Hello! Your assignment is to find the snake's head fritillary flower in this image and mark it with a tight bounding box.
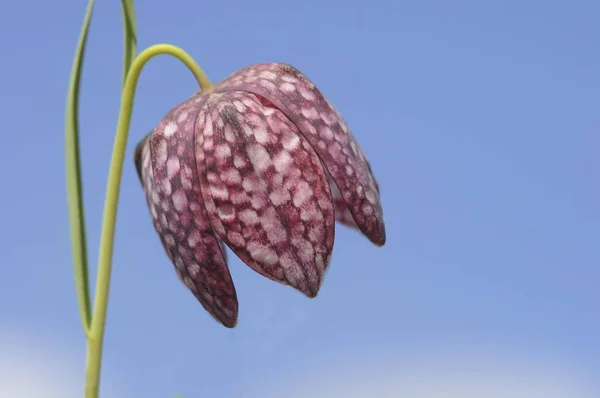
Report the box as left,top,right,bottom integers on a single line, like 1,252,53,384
134,63,386,328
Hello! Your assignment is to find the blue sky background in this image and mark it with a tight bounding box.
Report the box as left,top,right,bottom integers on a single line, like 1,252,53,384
0,0,598,396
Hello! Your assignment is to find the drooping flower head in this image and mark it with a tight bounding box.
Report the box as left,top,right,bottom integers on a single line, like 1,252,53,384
134,63,386,327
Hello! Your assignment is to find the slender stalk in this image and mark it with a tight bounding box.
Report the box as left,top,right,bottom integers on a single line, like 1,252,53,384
65,0,96,337
120,0,138,85
84,44,212,398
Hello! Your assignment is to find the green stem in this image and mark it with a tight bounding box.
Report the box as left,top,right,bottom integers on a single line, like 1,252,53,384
65,0,96,337
120,0,138,85
84,43,212,398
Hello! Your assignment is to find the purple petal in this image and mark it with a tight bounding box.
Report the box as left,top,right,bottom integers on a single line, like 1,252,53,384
195,91,335,297
134,95,239,328
326,171,358,230
215,63,386,246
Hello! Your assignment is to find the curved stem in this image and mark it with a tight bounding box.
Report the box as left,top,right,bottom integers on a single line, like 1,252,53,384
84,44,211,398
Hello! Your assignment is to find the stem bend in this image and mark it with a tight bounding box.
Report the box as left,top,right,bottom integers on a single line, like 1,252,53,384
85,43,211,398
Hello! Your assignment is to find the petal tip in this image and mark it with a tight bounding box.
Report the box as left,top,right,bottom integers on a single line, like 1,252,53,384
372,229,386,247
364,215,386,247
304,276,324,299
287,275,323,299
222,317,238,328
197,295,239,329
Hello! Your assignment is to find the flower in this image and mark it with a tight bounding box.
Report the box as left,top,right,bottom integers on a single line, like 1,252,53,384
134,63,386,328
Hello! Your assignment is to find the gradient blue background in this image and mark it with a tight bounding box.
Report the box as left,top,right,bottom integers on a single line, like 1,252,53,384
1,0,598,396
